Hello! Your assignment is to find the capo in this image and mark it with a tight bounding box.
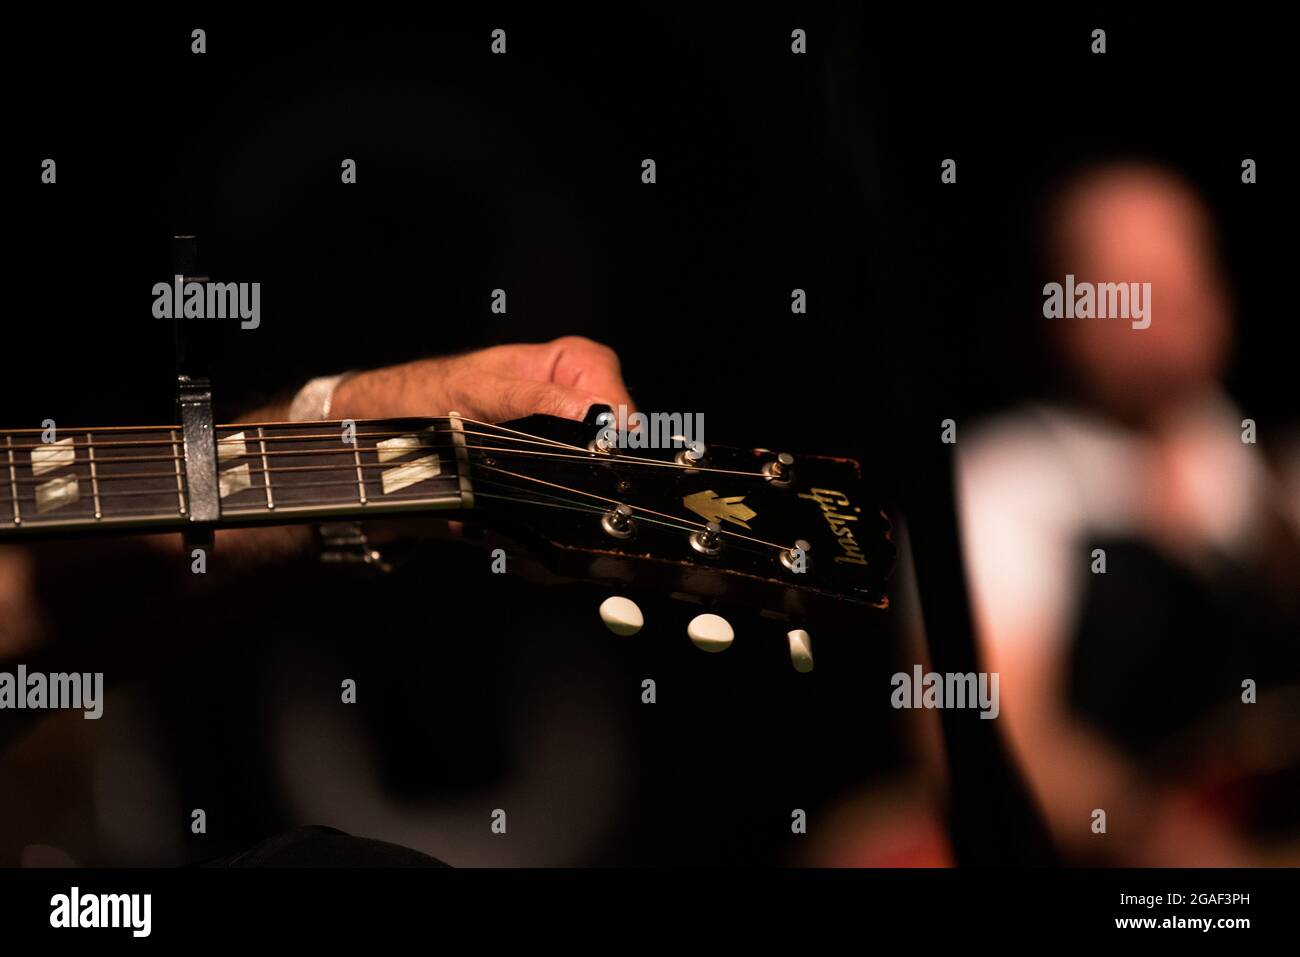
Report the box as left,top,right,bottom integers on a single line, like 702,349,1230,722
176,374,220,551
171,235,219,553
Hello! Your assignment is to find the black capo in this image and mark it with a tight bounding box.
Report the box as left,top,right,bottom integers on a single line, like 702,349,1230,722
172,235,218,553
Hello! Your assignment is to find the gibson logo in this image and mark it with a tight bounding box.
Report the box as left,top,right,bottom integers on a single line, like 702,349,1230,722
798,488,868,566
682,489,757,529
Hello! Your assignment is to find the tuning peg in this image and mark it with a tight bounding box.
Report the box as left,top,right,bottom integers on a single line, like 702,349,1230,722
601,503,636,539
689,521,723,556
780,539,811,573
787,629,814,673
599,595,644,636
763,452,795,487
687,613,734,653
675,440,706,468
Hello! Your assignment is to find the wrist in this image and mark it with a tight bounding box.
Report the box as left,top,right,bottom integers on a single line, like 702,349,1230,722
290,370,362,421
329,358,456,421
325,369,371,420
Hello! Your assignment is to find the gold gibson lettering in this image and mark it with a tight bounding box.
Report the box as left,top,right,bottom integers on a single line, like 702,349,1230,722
798,488,868,566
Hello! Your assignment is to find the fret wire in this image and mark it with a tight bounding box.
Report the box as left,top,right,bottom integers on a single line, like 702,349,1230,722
86,432,103,519
258,426,274,510
170,430,187,516
5,435,20,525
352,442,367,505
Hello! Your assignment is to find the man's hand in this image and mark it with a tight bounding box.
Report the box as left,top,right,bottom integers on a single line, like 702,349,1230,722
0,339,637,670
330,336,634,423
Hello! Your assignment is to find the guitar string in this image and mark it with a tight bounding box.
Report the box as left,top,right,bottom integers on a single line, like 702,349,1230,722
0,468,769,557
473,463,789,552
451,475,784,561
0,461,793,552
0,467,790,563
11,415,730,477
0,447,794,553
469,489,779,560
1,415,612,460
0,417,475,435
0,416,582,451
0,482,447,502
0,446,769,487
468,473,743,543
0,422,775,486
0,423,556,453
1,418,792,551
0,426,769,480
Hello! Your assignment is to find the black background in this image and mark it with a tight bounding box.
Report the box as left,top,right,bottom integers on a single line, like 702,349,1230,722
12,10,1289,432
3,8,1292,866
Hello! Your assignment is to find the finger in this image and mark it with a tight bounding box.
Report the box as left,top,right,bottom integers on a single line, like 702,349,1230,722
472,374,609,423
476,337,635,414
545,337,636,414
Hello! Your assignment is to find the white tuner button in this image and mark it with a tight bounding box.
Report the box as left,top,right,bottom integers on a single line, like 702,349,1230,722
787,629,814,673
599,596,644,636
687,613,734,653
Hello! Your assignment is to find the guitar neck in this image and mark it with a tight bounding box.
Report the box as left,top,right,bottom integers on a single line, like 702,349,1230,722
0,416,475,541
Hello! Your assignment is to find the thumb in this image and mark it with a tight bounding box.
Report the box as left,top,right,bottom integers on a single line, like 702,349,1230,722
479,376,610,423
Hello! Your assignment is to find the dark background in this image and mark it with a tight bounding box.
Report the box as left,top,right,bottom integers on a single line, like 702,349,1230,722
8,10,1291,440
3,8,1291,865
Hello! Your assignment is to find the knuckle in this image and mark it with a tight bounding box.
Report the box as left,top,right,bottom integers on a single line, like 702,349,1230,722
553,334,614,358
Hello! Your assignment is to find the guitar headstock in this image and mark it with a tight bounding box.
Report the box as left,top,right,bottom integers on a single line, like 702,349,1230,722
456,408,895,664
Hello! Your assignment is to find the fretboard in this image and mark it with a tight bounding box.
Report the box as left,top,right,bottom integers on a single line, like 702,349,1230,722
0,417,473,539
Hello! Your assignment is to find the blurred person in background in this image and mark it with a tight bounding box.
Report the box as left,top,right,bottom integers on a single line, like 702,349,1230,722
955,161,1300,865
808,160,1300,868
